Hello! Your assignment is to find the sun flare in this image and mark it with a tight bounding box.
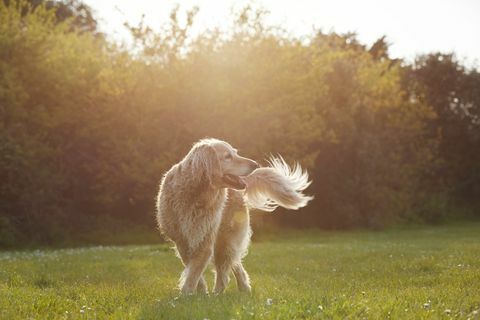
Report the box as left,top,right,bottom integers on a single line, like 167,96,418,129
84,0,480,62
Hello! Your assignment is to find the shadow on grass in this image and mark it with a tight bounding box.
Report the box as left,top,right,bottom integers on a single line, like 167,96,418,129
139,292,255,320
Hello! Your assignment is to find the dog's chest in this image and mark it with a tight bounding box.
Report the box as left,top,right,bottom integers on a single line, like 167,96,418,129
193,189,223,210
179,189,227,249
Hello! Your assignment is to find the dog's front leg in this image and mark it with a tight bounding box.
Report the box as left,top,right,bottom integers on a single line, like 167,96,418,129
181,245,213,295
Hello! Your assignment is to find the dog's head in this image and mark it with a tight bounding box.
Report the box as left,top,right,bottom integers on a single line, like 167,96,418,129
185,138,259,190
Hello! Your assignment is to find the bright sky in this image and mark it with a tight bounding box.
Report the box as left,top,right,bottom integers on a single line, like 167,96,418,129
84,0,480,64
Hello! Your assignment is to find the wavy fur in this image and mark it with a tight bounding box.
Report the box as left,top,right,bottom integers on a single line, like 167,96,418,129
156,140,313,295
244,155,314,211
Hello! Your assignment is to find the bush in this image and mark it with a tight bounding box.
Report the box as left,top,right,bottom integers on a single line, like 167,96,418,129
1,2,476,245
0,216,16,247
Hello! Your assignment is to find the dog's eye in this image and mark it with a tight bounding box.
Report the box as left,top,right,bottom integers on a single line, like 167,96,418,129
225,154,233,160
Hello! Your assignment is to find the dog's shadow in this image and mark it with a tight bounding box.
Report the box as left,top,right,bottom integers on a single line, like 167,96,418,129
138,291,254,320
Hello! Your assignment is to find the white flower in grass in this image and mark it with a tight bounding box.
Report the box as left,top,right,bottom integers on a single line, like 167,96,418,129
423,302,430,309
444,309,451,314
266,298,273,306
318,305,324,311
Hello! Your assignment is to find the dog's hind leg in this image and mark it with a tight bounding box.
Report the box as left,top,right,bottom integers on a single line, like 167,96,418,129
232,262,251,292
213,260,231,294
213,239,234,293
197,275,208,294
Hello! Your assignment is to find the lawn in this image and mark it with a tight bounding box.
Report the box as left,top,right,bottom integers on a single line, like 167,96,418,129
1,223,479,319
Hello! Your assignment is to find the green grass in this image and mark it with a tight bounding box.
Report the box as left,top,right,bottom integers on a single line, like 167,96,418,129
1,223,480,319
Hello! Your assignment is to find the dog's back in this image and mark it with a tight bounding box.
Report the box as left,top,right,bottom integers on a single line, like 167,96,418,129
156,165,178,241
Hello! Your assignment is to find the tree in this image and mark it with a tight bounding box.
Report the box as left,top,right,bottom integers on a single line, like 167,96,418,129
406,53,480,211
3,0,98,33
0,2,465,246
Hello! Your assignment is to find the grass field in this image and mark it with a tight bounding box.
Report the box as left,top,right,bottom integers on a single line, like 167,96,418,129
1,223,479,319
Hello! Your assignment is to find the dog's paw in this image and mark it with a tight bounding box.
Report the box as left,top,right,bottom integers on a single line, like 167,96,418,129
238,283,251,293
181,284,196,295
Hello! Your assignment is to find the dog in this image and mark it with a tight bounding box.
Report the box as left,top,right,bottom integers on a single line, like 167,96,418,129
156,138,313,294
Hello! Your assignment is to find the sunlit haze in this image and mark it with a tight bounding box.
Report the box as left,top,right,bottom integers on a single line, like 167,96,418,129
83,0,480,64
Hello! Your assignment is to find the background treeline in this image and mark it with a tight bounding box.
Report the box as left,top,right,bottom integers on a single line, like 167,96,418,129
1,1,479,247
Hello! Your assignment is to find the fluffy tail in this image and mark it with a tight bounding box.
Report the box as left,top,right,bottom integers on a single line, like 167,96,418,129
243,156,314,212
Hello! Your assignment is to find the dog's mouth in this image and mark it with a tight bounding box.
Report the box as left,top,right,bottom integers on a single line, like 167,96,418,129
222,174,247,190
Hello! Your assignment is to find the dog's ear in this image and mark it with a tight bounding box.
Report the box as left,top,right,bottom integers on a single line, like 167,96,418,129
187,143,221,187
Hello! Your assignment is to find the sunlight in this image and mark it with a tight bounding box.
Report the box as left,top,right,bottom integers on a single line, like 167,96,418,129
84,0,480,62
1,0,480,316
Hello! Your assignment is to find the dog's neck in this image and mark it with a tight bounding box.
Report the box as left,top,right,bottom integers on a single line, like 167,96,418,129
176,162,227,210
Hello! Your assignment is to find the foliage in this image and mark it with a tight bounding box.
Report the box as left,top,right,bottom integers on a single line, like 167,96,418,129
404,53,480,210
0,223,479,318
0,1,478,245
3,0,98,33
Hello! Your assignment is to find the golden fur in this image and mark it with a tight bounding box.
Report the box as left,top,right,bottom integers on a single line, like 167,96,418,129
156,138,312,294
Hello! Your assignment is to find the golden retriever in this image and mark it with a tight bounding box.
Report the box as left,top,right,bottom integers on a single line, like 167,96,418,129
156,138,312,294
